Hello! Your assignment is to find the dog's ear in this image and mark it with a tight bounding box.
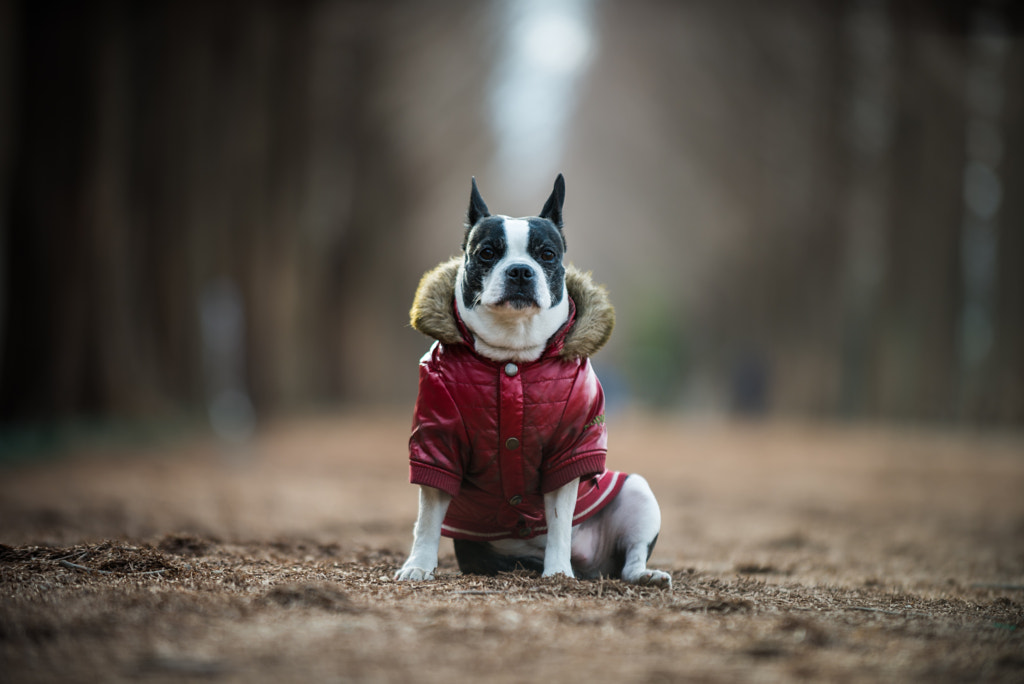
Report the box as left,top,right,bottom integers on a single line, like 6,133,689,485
467,177,490,228
463,177,490,251
540,174,565,229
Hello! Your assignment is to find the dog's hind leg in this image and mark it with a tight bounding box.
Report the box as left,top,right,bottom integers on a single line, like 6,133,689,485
610,475,672,588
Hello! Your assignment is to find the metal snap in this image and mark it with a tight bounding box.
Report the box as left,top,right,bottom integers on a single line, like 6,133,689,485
504,363,518,377
505,437,520,450
509,495,523,506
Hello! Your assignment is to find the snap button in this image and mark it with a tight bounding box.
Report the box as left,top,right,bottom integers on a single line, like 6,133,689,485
505,437,520,450
517,527,531,538
504,363,518,377
509,495,523,506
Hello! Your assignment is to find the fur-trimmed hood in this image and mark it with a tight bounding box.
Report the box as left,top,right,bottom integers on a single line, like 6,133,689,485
410,257,615,359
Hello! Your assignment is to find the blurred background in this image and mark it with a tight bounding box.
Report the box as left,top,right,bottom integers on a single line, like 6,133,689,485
1,0,1022,453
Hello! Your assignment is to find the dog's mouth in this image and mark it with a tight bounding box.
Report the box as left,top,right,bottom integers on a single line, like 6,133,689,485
493,292,539,310
487,288,544,309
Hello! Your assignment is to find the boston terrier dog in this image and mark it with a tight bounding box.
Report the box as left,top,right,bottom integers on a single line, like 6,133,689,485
396,175,671,587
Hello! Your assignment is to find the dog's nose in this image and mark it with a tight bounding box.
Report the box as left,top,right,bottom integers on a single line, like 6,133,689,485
506,264,534,283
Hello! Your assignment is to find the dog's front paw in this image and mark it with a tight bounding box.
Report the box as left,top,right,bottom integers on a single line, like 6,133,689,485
542,564,575,580
626,568,672,589
394,565,435,581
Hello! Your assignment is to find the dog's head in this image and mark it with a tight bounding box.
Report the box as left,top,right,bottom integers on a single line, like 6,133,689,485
455,175,571,362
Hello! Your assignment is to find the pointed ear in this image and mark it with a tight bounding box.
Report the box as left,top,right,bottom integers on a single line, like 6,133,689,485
539,173,565,228
467,177,490,227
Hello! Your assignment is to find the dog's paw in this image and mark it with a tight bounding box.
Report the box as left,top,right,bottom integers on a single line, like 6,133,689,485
542,563,575,580
394,566,435,581
626,569,672,589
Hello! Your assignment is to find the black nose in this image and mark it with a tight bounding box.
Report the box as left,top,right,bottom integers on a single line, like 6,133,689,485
506,264,535,283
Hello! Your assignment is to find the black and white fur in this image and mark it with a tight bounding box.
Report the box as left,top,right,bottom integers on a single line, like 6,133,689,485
455,176,570,363
396,175,671,587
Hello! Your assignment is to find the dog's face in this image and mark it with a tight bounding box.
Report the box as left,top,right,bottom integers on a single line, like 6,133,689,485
460,184,566,312
455,175,571,361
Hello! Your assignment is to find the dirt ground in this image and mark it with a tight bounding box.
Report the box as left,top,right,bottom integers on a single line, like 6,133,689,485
1,412,1022,683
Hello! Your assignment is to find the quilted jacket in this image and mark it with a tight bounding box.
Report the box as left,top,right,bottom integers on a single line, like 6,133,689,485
406,257,625,541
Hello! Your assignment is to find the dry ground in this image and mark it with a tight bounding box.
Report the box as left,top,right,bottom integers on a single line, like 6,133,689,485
1,412,1022,683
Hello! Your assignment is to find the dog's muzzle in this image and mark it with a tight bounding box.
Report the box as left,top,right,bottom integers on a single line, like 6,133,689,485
501,264,539,309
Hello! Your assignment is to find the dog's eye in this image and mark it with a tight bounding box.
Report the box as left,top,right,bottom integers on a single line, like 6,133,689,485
479,247,496,261
540,250,557,263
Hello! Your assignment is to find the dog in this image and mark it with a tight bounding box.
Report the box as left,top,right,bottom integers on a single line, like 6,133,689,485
395,174,671,587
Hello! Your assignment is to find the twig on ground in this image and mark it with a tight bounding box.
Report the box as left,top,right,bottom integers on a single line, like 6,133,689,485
60,560,114,574
51,551,88,563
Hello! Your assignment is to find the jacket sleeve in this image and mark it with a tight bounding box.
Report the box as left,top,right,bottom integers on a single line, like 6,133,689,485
540,359,608,493
408,352,466,497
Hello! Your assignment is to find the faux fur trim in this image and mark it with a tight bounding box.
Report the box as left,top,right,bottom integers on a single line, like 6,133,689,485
410,257,615,359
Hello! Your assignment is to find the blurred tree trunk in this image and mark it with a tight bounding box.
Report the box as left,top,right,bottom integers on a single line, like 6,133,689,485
0,1,416,424
0,0,14,374
837,0,894,421
872,10,965,422
764,5,846,417
992,37,1024,423
3,2,100,419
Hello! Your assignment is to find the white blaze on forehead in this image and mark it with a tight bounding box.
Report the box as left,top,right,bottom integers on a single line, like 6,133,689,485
501,217,531,258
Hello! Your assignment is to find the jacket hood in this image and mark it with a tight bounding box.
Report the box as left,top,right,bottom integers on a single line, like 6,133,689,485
410,256,615,359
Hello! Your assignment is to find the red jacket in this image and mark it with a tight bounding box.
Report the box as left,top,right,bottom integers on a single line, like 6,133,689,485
407,258,623,541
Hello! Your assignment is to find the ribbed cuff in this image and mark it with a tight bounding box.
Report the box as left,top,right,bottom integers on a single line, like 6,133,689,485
540,451,606,493
409,462,462,497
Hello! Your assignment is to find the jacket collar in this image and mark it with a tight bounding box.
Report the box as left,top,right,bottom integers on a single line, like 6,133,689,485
410,256,615,360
